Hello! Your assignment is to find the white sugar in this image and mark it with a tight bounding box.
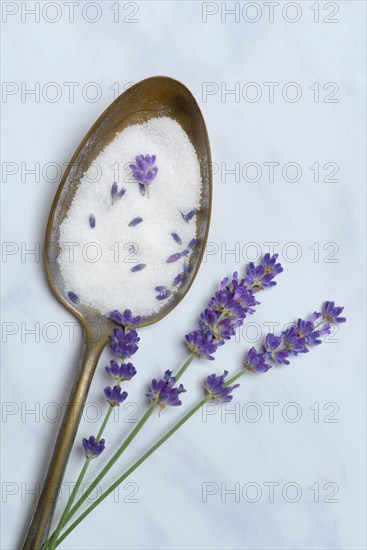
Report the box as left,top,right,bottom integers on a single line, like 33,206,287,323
58,117,202,316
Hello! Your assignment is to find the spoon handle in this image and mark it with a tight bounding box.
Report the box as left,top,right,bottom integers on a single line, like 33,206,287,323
22,328,109,550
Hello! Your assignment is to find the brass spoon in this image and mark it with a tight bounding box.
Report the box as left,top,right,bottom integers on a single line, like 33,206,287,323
22,76,212,549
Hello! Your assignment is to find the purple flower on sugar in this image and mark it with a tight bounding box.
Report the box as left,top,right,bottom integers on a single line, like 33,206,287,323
185,329,219,360
187,238,196,250
110,326,140,357
89,214,96,228
129,217,143,227
244,347,272,373
131,263,146,272
82,436,105,460
111,182,126,203
110,309,141,327
104,385,128,407
166,252,182,263
263,333,290,365
105,360,137,381
205,371,239,403
155,286,172,301
171,232,182,245
173,262,189,286
181,209,197,223
130,155,158,195
322,301,346,324
146,370,186,411
245,253,283,291
67,291,79,304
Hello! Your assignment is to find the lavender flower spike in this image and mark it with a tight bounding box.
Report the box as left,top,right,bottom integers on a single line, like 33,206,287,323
205,371,239,403
110,326,140,357
244,301,346,374
104,385,128,407
146,370,186,412
185,254,283,361
130,154,158,195
82,436,105,460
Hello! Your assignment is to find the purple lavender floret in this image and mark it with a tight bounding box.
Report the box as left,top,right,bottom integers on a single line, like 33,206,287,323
146,370,186,411
322,301,346,324
205,371,239,403
181,209,197,223
111,183,126,203
185,255,283,361
110,326,140,357
110,309,141,327
131,263,146,272
130,155,158,195
171,232,182,245
166,252,182,263
244,253,283,291
245,302,346,374
67,291,79,304
82,436,105,460
187,238,196,250
105,360,137,381
155,286,172,301
129,217,143,227
89,214,96,228
185,330,219,360
104,385,128,407
244,347,272,373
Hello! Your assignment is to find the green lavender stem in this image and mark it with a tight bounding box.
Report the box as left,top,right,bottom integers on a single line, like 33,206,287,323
46,406,114,550
50,369,247,548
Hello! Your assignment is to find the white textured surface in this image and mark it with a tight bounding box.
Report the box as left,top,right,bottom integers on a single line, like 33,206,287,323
1,2,366,550
59,117,201,315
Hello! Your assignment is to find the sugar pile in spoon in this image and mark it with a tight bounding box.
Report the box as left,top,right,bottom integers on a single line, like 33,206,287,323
58,117,202,317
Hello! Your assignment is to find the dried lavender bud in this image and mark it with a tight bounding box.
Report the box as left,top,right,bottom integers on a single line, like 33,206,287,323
111,183,126,204
89,214,96,228
171,232,182,245
131,263,146,272
181,209,197,223
187,238,196,250
67,291,79,304
166,252,182,263
128,217,143,227
155,286,172,301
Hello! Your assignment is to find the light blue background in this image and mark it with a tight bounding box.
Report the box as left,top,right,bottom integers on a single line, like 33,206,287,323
1,1,366,549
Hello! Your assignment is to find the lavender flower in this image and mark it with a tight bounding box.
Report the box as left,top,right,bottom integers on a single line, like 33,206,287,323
67,291,79,304
129,155,158,195
155,286,172,301
171,232,182,245
110,326,140,357
110,309,141,327
181,209,197,223
104,385,128,407
173,262,189,286
131,263,146,272
111,183,126,204
244,348,272,373
129,217,143,227
166,252,183,263
322,301,346,324
244,302,345,374
82,436,105,460
105,360,137,381
89,214,96,228
205,371,239,403
146,370,186,411
244,253,283,291
185,254,283,360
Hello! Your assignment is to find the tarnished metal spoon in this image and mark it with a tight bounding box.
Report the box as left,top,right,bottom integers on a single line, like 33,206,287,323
22,76,212,549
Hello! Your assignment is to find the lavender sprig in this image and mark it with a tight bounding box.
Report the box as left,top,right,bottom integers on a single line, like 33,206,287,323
185,254,283,360
82,436,105,460
146,370,186,413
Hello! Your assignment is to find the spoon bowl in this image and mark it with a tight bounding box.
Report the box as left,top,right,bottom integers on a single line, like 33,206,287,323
22,76,211,549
